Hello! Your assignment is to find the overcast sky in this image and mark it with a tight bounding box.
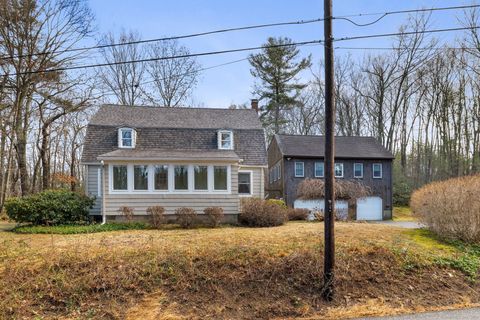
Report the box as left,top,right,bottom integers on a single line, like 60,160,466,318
86,0,473,108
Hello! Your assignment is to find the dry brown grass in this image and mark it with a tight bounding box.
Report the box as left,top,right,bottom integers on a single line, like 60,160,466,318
0,222,478,319
411,174,480,243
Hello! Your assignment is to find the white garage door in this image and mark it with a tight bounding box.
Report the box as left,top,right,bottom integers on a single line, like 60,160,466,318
294,199,348,220
356,197,383,220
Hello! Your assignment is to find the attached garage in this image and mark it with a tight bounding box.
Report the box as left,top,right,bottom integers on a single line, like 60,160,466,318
294,199,348,220
356,197,383,221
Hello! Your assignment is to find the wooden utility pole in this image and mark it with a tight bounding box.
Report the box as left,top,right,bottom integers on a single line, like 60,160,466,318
323,0,335,301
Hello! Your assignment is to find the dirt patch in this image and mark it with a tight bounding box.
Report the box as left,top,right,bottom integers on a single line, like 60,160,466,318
0,223,478,319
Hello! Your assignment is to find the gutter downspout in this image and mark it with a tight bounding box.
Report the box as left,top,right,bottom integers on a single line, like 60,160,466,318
101,160,106,225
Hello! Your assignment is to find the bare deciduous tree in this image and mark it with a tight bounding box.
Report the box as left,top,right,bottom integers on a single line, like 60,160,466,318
146,39,200,107
98,30,147,106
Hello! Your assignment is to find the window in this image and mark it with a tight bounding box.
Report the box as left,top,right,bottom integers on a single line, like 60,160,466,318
118,128,135,148
295,162,304,177
238,172,252,195
218,130,233,150
334,163,344,178
373,163,383,178
174,165,188,190
112,165,128,190
133,165,148,190
154,165,168,190
354,163,363,178
194,166,208,190
315,162,324,177
214,166,228,190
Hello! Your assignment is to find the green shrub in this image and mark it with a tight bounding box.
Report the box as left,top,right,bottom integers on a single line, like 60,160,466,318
239,198,287,227
5,190,95,225
204,206,224,227
13,222,147,234
147,206,166,229
175,207,197,229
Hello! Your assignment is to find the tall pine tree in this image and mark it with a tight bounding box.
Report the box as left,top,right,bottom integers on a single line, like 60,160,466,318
249,37,311,136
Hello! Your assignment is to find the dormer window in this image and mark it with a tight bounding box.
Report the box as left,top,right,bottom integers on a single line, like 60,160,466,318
218,130,233,150
118,128,135,148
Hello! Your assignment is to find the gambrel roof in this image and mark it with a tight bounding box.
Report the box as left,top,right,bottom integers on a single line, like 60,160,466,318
81,105,267,166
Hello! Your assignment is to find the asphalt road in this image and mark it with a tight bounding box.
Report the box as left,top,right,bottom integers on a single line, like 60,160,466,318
358,308,480,319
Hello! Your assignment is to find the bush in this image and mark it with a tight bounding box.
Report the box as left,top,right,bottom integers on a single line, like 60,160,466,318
266,199,287,209
297,178,371,200
118,206,134,222
147,206,165,229
204,207,224,227
175,207,197,229
5,190,94,225
410,175,480,243
239,198,287,227
287,208,309,221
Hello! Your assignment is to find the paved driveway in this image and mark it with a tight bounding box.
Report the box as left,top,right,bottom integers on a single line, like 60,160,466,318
369,221,424,229
357,307,480,319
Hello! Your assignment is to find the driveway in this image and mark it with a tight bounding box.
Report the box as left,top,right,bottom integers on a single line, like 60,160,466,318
370,220,424,229
357,307,480,319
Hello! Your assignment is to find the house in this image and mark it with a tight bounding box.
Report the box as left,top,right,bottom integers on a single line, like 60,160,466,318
267,134,394,220
81,103,267,223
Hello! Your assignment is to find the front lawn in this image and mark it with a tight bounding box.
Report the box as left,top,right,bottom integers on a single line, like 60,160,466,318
0,222,478,319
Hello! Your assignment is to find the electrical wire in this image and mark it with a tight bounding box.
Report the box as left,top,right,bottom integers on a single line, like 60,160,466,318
3,40,323,77
334,26,480,42
3,4,479,60
0,18,323,61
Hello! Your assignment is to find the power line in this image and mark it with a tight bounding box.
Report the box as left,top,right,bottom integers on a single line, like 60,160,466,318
100,42,324,96
4,40,323,77
3,4,479,61
0,18,323,61
336,4,480,19
334,46,470,50
334,26,480,42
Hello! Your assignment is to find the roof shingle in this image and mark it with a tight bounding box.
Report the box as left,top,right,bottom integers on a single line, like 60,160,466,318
90,104,263,129
274,134,394,159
